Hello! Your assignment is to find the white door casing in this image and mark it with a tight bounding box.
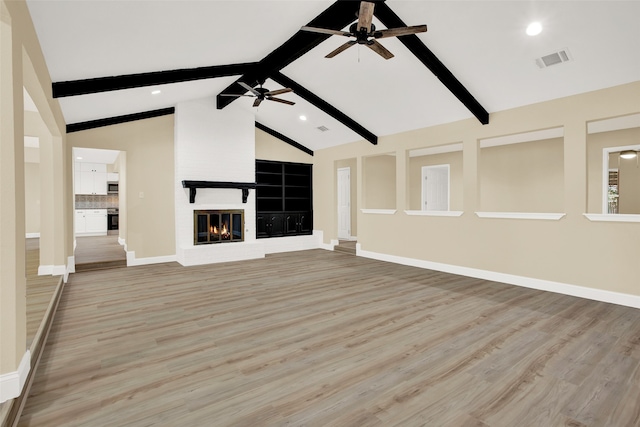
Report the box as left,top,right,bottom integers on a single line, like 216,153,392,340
422,164,450,211
337,167,351,239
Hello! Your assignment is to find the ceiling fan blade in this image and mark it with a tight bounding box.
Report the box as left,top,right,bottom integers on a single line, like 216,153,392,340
357,1,375,33
367,40,394,60
239,81,261,97
268,97,295,106
265,88,293,96
325,40,357,58
374,25,428,39
300,26,352,37
220,94,255,97
253,98,262,107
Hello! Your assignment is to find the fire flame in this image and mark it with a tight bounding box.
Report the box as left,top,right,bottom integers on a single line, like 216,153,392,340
210,223,230,238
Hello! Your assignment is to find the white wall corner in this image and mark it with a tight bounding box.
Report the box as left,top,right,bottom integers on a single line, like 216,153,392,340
126,251,177,267
52,265,66,276
0,350,31,404
37,265,53,276
66,256,75,282
118,237,126,249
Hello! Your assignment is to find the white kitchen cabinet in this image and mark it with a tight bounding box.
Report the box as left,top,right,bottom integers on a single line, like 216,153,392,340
107,172,119,182
75,209,107,235
75,162,107,195
75,209,86,233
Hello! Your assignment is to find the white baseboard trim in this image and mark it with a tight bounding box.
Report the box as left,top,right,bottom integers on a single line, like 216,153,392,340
262,231,323,255
38,264,66,277
320,239,339,251
66,256,75,281
127,251,177,267
37,265,53,276
357,249,640,309
25,232,40,238
0,350,30,404
118,237,126,250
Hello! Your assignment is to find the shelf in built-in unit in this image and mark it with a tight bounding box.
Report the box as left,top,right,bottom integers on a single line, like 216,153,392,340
404,210,464,217
583,213,640,223
475,212,566,220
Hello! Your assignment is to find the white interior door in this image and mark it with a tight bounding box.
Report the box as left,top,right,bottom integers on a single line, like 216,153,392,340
337,167,351,239
422,164,450,211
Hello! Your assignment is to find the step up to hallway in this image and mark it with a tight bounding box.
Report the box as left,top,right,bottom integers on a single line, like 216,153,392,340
75,259,127,272
334,240,357,255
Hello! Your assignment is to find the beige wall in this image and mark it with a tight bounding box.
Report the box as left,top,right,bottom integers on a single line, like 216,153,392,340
67,115,175,259
1,0,68,388
24,161,40,233
587,127,640,213
409,151,463,211
363,154,396,209
255,128,314,164
480,138,564,212
312,81,640,297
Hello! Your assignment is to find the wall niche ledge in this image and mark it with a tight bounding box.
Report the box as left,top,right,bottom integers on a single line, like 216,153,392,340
475,212,566,220
583,214,640,223
360,209,397,215
404,210,464,217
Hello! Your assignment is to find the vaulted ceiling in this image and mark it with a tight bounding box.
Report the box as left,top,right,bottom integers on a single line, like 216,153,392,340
26,0,640,152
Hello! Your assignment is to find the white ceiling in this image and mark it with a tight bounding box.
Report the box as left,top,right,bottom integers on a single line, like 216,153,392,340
26,1,640,152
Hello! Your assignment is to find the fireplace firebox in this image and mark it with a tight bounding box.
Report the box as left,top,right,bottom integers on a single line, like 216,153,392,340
194,210,244,245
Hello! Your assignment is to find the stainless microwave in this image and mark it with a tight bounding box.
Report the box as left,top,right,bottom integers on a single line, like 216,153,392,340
107,182,119,193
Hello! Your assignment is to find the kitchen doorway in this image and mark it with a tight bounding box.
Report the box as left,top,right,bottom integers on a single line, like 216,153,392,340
73,147,126,271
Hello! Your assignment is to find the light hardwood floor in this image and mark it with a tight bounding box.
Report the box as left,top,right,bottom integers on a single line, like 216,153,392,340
19,249,640,426
74,233,126,271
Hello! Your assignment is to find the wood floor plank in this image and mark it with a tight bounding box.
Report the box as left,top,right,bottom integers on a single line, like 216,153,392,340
18,249,640,426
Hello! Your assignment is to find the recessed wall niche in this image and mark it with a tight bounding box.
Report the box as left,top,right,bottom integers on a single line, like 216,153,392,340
408,143,463,211
479,128,564,213
586,114,640,215
363,153,396,210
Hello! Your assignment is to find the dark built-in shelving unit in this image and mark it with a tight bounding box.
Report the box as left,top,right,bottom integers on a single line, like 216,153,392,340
256,160,312,238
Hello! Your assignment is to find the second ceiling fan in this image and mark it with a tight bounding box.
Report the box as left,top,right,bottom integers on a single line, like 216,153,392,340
221,82,295,107
301,1,427,60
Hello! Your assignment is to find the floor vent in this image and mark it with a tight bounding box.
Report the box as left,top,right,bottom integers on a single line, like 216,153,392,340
536,48,572,68
316,125,329,132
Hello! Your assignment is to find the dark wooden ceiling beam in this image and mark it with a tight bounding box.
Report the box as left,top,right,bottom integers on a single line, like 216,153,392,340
66,107,174,133
53,63,258,98
373,2,489,125
255,122,313,156
272,72,377,145
216,1,360,110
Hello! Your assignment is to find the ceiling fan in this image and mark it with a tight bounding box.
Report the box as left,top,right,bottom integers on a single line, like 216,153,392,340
301,1,427,60
221,82,295,107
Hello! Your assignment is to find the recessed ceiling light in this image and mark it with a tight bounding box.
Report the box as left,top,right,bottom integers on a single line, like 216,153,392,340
526,22,542,36
299,115,307,121
151,90,161,95
76,156,83,160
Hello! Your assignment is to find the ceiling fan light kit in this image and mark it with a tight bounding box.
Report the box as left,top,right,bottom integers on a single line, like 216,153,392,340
301,1,427,60
620,150,638,159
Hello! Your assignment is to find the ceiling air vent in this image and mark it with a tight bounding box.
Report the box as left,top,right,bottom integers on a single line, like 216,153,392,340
536,48,572,69
316,125,329,132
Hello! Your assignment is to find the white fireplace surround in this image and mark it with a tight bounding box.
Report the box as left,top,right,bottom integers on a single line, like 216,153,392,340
174,97,320,266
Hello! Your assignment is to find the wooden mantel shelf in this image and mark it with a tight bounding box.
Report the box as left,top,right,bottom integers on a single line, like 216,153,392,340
182,180,257,204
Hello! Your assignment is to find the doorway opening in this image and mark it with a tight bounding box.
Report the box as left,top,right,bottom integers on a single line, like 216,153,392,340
337,167,351,239
73,147,126,271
